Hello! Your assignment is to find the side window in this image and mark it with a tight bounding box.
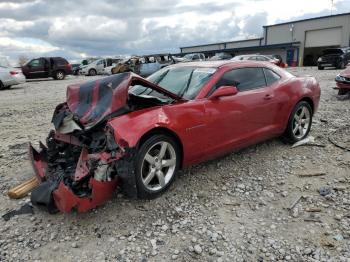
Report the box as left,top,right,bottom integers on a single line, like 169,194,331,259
193,54,199,60
256,56,268,61
55,59,67,66
29,59,42,67
263,68,281,86
248,56,256,60
215,68,266,92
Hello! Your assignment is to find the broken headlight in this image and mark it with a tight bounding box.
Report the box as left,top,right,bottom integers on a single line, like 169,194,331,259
335,75,345,82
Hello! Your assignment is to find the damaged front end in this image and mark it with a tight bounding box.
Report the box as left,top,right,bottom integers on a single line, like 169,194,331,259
28,72,181,213
29,126,122,213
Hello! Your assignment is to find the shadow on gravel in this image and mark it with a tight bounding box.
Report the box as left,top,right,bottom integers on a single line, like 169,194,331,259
26,78,56,82
0,86,25,91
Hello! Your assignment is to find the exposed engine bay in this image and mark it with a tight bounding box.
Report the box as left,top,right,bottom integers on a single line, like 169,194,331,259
29,72,180,213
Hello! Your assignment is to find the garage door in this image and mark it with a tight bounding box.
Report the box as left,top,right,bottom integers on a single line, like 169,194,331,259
305,27,342,48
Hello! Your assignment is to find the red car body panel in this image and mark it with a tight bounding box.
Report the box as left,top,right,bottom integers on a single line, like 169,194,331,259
53,178,119,213
109,61,320,167
28,61,320,213
335,67,350,90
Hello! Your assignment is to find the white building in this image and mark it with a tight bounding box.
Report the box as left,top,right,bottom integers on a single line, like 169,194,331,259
179,12,350,66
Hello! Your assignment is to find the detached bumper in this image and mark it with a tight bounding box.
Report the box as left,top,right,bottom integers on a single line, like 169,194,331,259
53,178,118,213
28,143,120,213
335,81,350,90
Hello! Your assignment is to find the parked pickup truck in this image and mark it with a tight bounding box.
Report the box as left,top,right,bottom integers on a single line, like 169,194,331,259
21,57,72,80
317,48,350,70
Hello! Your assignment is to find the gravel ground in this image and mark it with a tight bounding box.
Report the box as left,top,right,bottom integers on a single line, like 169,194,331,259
0,67,349,262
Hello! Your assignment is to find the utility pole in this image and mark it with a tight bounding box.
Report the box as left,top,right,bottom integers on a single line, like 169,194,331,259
331,0,334,15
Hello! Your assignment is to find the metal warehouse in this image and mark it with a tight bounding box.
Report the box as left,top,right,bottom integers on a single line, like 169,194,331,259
179,12,350,66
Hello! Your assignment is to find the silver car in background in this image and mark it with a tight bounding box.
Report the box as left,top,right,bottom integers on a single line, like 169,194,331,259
0,57,26,90
80,58,122,76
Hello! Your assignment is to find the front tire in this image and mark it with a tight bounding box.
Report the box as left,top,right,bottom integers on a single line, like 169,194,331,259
285,101,312,143
135,135,180,199
318,65,324,70
89,69,97,76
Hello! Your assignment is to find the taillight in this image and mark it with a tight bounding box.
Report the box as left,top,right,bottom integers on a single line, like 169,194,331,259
10,71,19,75
66,64,72,70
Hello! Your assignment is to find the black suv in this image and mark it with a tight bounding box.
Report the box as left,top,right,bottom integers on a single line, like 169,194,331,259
317,48,350,70
21,57,72,80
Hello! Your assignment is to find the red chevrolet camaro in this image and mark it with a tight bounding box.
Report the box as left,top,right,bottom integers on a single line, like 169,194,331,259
29,61,320,213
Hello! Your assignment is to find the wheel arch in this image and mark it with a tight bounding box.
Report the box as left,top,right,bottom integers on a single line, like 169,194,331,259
298,96,314,115
137,127,184,168
283,96,314,133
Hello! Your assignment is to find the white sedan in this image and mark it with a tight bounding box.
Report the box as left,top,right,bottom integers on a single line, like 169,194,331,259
0,57,26,90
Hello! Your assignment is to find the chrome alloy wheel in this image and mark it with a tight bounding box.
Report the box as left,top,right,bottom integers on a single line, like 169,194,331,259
141,141,177,191
292,106,311,139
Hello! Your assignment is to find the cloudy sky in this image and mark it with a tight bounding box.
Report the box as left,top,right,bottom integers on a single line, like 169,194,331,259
1,0,349,64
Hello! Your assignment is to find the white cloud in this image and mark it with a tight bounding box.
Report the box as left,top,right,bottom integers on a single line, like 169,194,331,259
0,0,348,62
0,37,59,53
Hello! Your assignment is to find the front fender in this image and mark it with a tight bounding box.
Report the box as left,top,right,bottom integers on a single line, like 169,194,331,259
107,107,174,148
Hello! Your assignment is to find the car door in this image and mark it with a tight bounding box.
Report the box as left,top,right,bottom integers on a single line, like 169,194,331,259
26,58,46,78
203,67,280,156
95,59,105,74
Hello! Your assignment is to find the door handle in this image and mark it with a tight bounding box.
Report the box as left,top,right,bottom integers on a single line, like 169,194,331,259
264,94,273,100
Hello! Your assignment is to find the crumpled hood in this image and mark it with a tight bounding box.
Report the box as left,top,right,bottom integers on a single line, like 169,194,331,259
340,67,350,78
66,72,182,129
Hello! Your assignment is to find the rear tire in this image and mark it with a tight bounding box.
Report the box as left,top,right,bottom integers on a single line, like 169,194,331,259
284,101,313,143
0,81,5,90
54,70,65,80
135,134,180,199
89,69,97,76
337,61,345,69
318,66,324,70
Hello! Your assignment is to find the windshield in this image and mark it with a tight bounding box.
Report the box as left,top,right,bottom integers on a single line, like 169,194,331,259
0,57,10,68
147,66,216,99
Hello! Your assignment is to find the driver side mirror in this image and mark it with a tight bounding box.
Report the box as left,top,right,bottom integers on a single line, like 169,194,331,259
209,86,238,100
